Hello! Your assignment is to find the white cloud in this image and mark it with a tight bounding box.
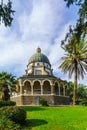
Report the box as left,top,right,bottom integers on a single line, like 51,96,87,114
18,0,64,42
0,0,86,85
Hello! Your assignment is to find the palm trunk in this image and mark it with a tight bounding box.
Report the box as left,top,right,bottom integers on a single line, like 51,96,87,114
2,84,10,101
73,61,77,106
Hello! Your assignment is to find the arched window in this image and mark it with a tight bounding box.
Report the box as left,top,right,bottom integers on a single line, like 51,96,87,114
54,82,59,95
43,81,51,94
24,81,31,94
33,81,41,94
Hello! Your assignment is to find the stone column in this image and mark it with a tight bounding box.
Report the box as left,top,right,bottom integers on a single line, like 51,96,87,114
57,82,60,96
41,84,43,95
51,85,54,95
18,79,23,95
59,86,60,96
63,86,65,96
20,85,23,95
19,84,24,105
31,84,33,95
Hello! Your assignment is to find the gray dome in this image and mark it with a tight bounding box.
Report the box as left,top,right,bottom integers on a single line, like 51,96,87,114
29,48,50,65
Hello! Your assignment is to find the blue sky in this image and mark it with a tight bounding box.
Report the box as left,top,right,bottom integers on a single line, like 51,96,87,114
0,0,86,85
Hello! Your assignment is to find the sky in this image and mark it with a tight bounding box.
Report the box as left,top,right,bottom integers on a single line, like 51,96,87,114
0,0,87,86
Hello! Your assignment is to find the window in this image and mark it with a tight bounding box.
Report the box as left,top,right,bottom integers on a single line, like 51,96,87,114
37,63,40,66
35,70,42,75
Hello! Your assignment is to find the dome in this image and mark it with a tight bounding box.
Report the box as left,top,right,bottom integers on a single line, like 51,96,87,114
29,48,50,65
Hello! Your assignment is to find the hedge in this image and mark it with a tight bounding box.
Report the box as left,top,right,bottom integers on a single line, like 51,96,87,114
0,100,16,107
0,106,26,125
39,99,48,106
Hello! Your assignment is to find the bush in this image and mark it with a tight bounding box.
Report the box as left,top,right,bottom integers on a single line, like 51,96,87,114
0,100,16,107
40,99,48,106
75,100,82,105
79,100,87,106
0,116,21,130
0,106,26,125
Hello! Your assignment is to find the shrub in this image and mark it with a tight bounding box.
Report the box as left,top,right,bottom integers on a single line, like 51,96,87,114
0,116,21,130
0,100,16,107
79,100,87,106
75,100,82,105
0,106,26,125
40,99,48,106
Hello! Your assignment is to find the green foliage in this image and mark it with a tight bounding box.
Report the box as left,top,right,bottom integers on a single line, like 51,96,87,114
0,106,26,125
39,99,48,106
64,0,83,7
60,40,87,79
68,82,87,104
0,106,28,130
79,100,87,106
0,71,17,88
75,100,82,105
0,0,15,26
0,100,16,107
63,0,87,45
60,39,87,105
77,84,87,99
0,116,21,130
0,71,17,101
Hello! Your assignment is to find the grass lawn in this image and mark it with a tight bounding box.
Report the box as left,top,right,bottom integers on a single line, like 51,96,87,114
23,106,87,130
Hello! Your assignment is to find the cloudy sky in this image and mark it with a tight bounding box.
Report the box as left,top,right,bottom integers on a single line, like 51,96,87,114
0,0,86,85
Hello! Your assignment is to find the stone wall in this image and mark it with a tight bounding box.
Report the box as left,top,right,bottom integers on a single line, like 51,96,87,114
54,96,70,105
11,96,23,106
11,95,70,106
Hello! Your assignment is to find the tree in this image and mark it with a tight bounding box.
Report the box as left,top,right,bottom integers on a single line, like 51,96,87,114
63,0,87,44
77,84,87,100
59,40,87,105
68,81,74,103
0,0,15,26
60,0,87,105
0,72,17,101
68,82,87,104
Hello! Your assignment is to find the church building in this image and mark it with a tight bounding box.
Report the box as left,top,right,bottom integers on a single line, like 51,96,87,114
11,48,69,105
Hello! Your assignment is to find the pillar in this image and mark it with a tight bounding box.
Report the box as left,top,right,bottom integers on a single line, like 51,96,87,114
20,85,23,95
59,86,60,96
63,86,65,96
41,85,43,95
31,84,33,95
57,82,60,96
51,85,54,95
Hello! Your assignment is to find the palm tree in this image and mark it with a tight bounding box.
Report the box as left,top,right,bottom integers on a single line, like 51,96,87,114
0,72,17,101
0,0,15,27
59,40,87,105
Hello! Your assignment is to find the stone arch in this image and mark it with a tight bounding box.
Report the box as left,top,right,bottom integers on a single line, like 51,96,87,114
42,79,51,85
23,80,31,86
33,81,41,94
33,80,42,86
43,80,51,94
60,83,64,95
24,81,31,94
54,82,59,95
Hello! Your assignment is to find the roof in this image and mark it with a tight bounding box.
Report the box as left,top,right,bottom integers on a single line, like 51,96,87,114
29,47,50,65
